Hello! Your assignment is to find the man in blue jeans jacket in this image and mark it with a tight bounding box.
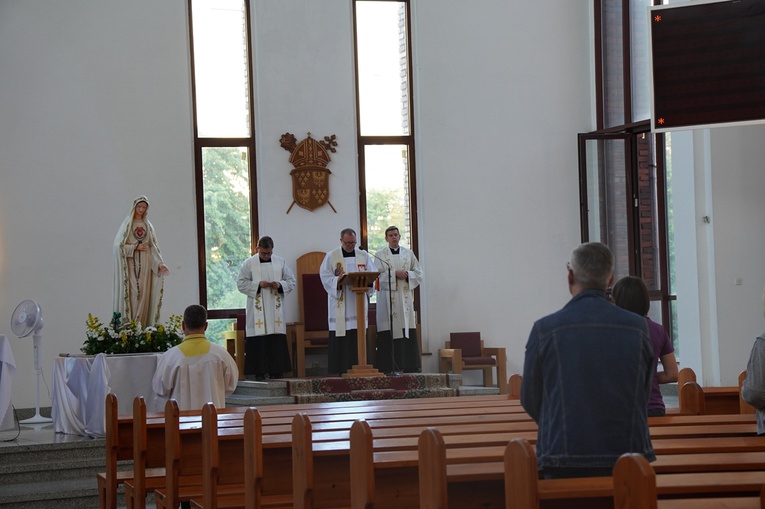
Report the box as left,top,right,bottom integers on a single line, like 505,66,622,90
521,242,655,478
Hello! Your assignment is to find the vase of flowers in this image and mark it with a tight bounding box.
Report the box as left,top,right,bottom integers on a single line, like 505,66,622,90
81,312,183,355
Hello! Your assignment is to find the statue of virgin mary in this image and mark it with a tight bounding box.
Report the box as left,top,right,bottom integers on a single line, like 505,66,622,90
113,196,170,327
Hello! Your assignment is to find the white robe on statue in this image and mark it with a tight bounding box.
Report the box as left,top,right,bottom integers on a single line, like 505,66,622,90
151,334,238,411
236,255,296,336
374,246,423,338
113,196,166,327
320,247,376,336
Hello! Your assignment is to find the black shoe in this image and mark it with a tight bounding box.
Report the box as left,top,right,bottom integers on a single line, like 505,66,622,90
254,374,266,381
268,373,283,380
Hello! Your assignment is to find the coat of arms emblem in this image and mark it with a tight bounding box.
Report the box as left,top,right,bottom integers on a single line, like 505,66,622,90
281,132,338,213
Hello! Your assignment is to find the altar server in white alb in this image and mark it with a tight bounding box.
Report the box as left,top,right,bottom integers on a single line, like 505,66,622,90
152,305,238,411
320,228,376,375
236,236,296,380
374,226,423,374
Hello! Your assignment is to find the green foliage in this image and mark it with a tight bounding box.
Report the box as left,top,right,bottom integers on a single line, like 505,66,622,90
202,147,252,310
81,312,183,355
366,187,407,254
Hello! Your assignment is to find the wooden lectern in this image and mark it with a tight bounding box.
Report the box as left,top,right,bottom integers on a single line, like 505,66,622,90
340,271,384,377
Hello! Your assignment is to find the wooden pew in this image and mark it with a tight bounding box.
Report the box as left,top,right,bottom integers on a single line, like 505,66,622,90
739,370,757,415
124,397,168,509
201,402,761,507
97,393,132,509
127,396,523,509
124,394,757,509
613,453,762,509
505,437,765,509
292,413,351,509
677,367,742,415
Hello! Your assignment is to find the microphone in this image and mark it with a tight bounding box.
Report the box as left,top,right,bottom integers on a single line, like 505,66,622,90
360,246,392,270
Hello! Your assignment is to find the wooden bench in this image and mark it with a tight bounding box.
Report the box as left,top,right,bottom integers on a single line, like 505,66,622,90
116,395,523,509
614,453,763,509
677,367,743,415
97,393,132,509
124,397,168,509
118,392,758,509
504,437,765,509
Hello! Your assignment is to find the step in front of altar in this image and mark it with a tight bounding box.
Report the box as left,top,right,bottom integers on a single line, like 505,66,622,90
226,373,479,406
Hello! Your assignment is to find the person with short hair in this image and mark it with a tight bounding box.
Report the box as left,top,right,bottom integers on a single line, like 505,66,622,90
521,242,655,478
373,226,423,374
152,304,239,411
236,236,296,380
612,275,678,417
319,228,376,375
741,287,765,435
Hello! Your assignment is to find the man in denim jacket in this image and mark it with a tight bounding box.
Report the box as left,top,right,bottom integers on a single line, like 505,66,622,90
521,242,655,478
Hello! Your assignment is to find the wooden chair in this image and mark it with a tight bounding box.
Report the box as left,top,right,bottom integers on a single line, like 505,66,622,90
224,314,246,380
739,370,757,415
294,251,330,377
438,332,507,394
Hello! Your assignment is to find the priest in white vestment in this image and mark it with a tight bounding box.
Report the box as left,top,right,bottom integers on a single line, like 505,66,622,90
374,226,423,374
152,305,238,411
236,236,296,380
319,228,376,375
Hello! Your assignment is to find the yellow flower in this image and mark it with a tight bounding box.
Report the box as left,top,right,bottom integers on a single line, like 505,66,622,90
146,331,152,342
121,331,127,343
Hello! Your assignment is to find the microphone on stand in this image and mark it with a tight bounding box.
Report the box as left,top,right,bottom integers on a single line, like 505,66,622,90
360,247,400,376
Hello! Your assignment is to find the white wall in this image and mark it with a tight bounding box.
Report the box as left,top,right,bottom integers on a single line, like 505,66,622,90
672,125,765,387
708,125,765,385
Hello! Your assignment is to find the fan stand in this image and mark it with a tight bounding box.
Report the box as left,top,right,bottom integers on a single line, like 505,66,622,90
20,331,52,424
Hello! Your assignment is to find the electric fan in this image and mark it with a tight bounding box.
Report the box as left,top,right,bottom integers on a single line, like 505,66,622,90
10,299,52,424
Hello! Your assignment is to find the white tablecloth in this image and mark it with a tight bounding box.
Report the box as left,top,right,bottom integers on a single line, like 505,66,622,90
51,352,161,437
0,335,16,431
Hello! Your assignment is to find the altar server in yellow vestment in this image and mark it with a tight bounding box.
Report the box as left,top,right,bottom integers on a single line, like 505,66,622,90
152,305,238,411
236,236,296,380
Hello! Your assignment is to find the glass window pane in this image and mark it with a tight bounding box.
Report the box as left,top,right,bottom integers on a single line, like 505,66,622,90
584,139,630,280
364,145,412,254
206,318,235,346
665,133,676,296
202,147,252,310
630,0,652,121
602,0,625,127
191,0,251,138
356,2,410,136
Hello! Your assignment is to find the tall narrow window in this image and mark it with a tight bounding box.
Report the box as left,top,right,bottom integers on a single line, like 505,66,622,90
189,0,257,343
354,1,417,256
582,0,675,350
